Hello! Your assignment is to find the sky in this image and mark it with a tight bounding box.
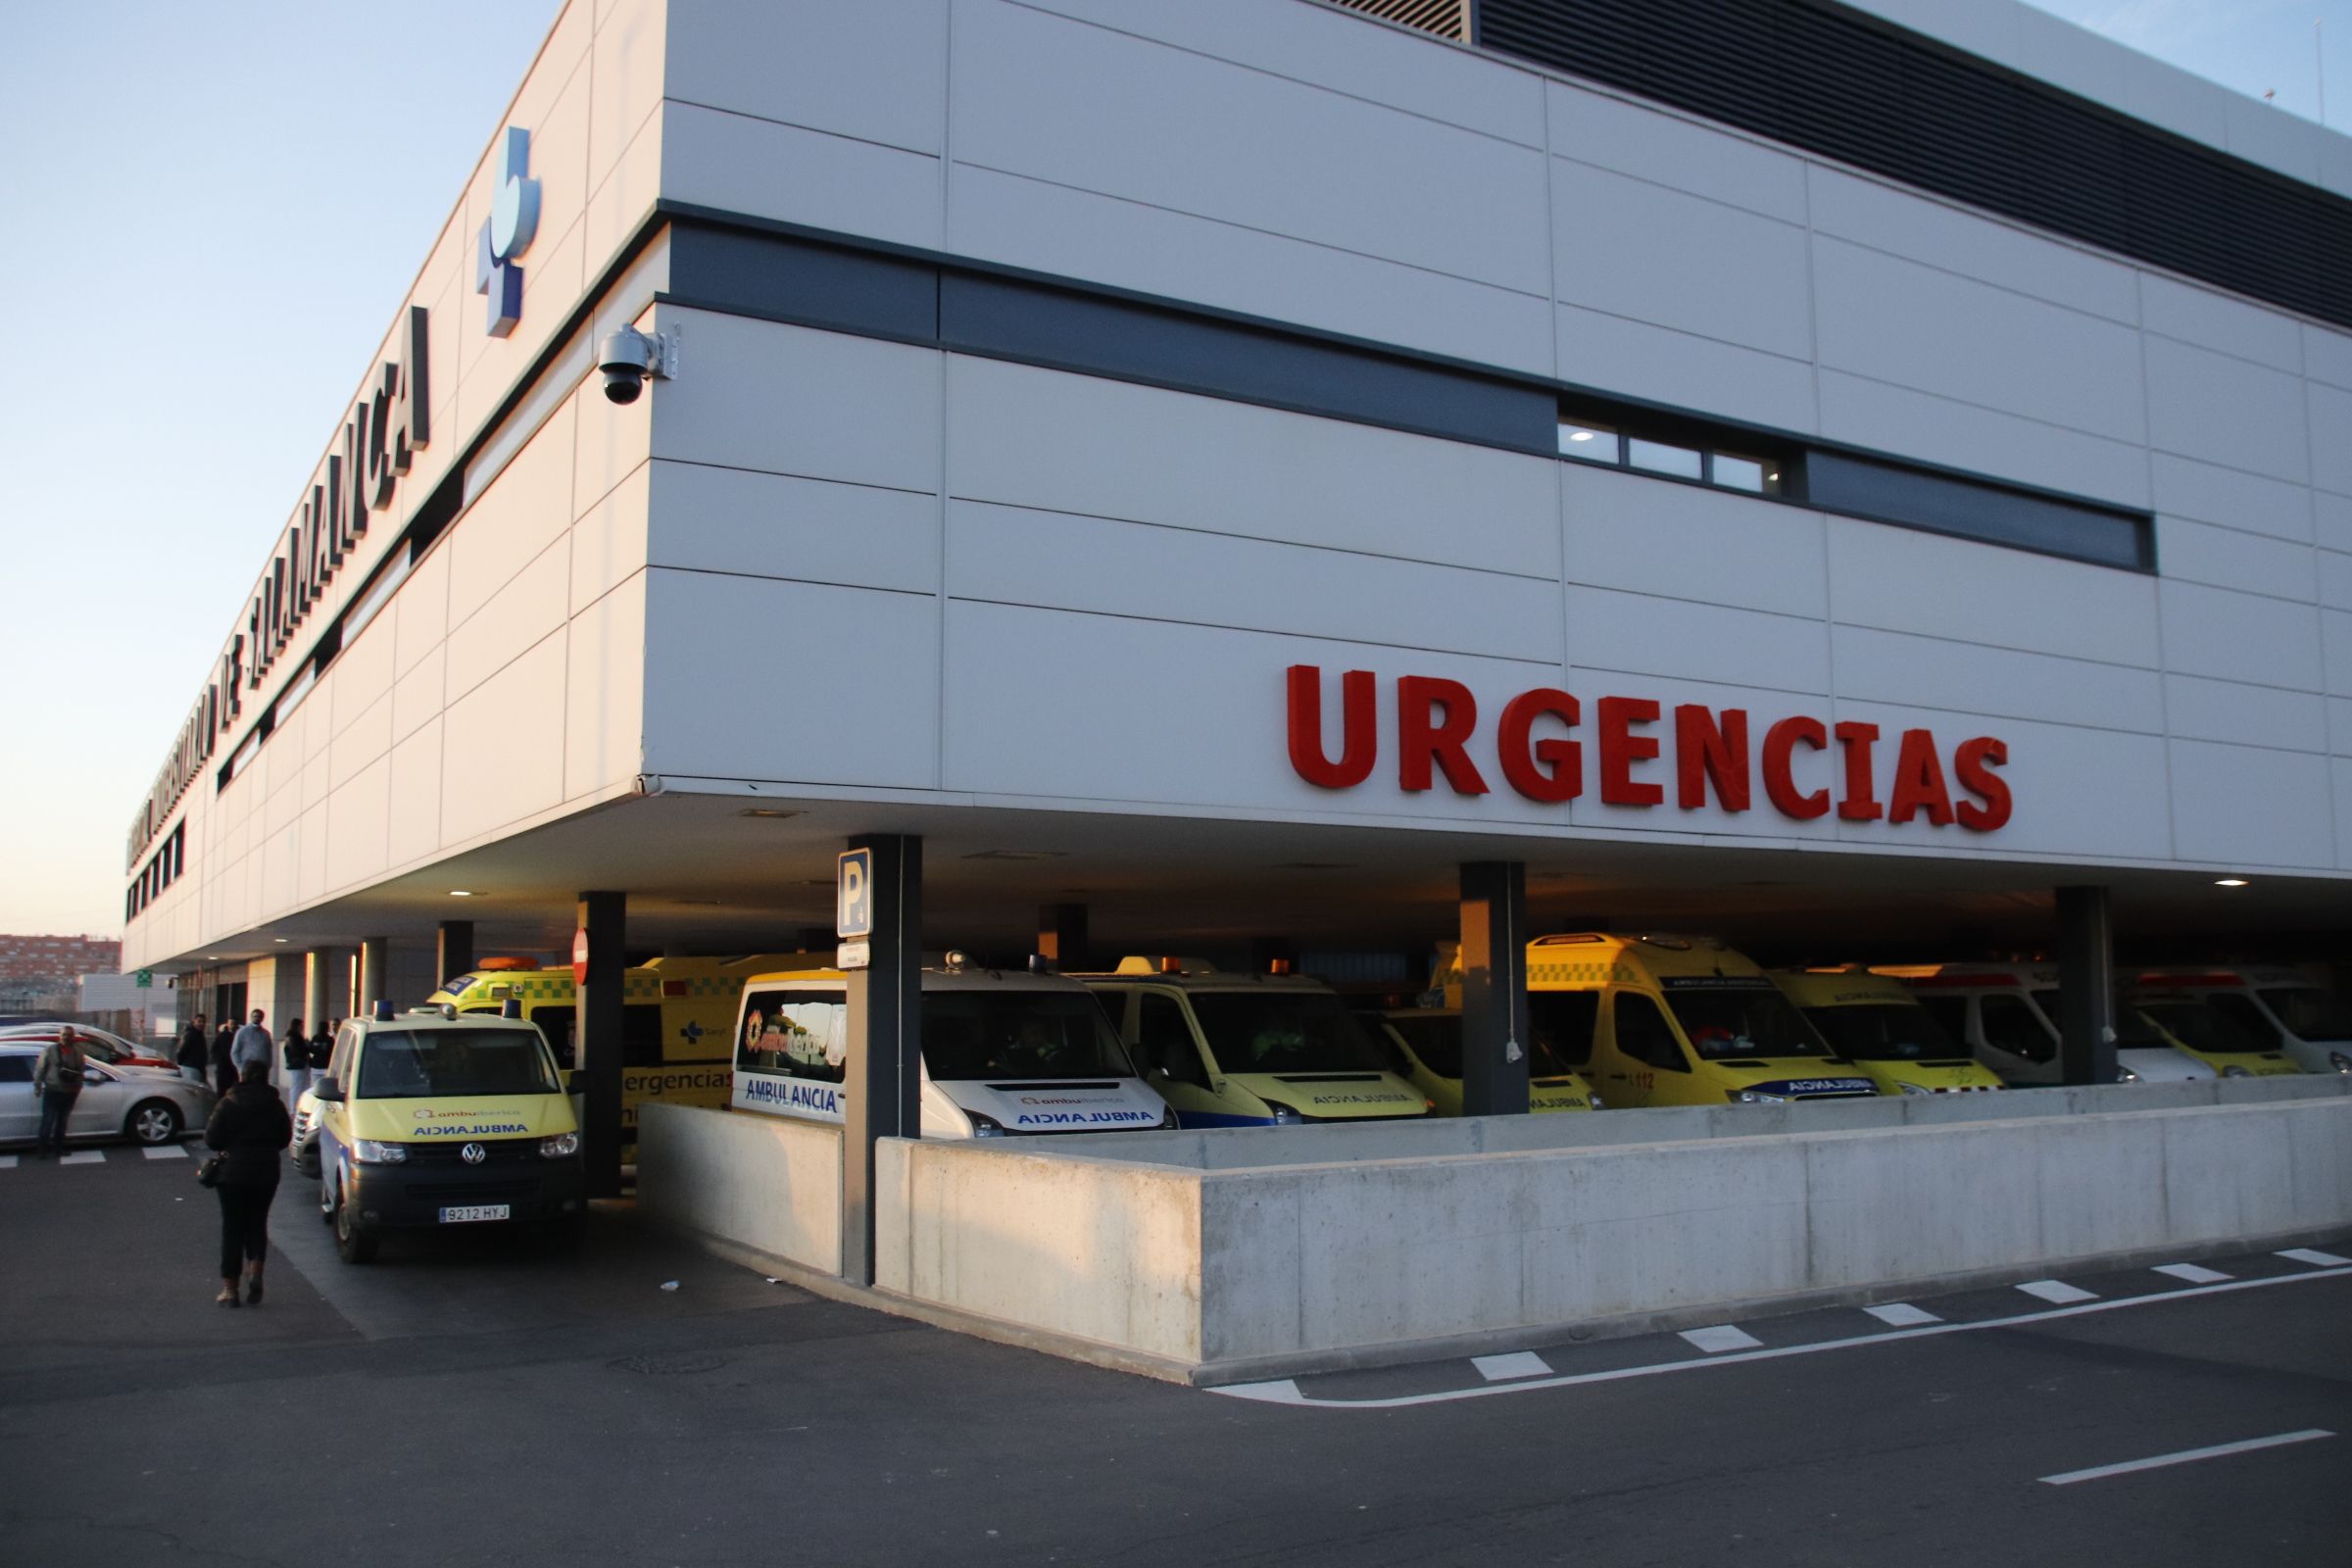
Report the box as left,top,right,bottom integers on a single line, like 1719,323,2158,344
0,0,2345,941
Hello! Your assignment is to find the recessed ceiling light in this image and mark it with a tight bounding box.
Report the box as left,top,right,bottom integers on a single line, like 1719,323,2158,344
272,938,288,945
449,890,474,897
961,849,1067,861
1567,429,1594,442
740,808,803,820
2215,877,2249,888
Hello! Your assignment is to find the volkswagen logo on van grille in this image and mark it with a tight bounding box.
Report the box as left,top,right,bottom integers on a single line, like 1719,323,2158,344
462,1143,486,1164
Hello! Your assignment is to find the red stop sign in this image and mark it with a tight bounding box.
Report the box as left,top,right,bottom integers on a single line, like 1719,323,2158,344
571,928,590,986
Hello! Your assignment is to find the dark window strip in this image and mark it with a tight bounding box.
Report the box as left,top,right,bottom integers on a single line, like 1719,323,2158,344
666,217,2149,571
1473,0,2352,332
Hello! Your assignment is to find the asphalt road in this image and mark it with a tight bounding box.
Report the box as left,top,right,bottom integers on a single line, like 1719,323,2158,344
2,1141,2346,1567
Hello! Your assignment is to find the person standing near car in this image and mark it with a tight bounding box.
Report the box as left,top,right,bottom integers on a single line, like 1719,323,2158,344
310,1018,334,1077
32,1026,89,1160
204,1060,292,1306
280,1017,312,1111
176,1012,210,1087
211,1017,238,1097
230,1009,272,1082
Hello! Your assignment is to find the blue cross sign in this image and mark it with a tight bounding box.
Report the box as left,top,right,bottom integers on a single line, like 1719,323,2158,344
837,849,874,939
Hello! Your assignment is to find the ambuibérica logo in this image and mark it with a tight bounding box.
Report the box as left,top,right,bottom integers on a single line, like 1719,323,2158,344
475,125,540,337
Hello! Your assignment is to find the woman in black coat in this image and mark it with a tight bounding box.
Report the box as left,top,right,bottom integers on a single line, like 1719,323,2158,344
210,1020,238,1097
204,1061,293,1306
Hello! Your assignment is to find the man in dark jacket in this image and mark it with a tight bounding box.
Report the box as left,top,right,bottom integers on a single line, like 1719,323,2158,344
204,1061,292,1306
210,1019,237,1097
175,1013,209,1088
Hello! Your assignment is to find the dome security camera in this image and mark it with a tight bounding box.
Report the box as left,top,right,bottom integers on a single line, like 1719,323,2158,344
598,325,676,405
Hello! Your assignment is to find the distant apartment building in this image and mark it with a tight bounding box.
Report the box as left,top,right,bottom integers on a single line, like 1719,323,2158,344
0,934,124,1013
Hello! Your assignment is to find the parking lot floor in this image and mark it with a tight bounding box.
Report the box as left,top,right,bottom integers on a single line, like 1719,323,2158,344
3,1142,2347,1566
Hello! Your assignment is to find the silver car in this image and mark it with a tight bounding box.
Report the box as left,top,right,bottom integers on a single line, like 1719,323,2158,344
0,1043,215,1147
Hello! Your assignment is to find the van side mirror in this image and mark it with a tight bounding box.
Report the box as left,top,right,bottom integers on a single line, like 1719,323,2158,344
314,1078,344,1103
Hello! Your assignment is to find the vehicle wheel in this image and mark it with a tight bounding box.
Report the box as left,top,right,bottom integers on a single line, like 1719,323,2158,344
540,1213,586,1254
125,1100,181,1146
332,1182,378,1264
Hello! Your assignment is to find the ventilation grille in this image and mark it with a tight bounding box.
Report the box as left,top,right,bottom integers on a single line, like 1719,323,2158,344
1474,0,2352,331
1327,0,1473,42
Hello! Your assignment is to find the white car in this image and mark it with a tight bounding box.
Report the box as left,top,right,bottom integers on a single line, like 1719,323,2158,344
290,1085,322,1176
0,1042,215,1148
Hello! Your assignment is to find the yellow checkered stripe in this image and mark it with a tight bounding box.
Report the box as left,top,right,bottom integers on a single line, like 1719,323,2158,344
673,976,736,997
1527,962,1640,985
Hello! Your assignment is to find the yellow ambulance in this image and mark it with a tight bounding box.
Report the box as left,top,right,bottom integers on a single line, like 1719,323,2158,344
427,955,800,1144
313,1004,584,1263
1371,1007,1601,1114
2122,977,2306,1077
1527,934,1880,1107
1769,968,2006,1096
1079,958,1431,1127
2132,966,2352,1075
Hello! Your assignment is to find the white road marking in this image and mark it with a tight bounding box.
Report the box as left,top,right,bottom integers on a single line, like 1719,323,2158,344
1208,1262,2352,1409
1472,1351,1552,1382
2016,1280,2097,1304
1863,1302,1941,1327
141,1144,189,1160
58,1151,103,1166
2278,1248,2351,1268
2153,1263,2230,1285
1681,1325,1764,1354
2038,1429,2333,1487
0,1154,16,1169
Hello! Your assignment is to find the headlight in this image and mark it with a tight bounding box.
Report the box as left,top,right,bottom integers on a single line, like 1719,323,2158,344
2117,1068,2140,1084
2330,1052,2350,1074
1154,1105,1179,1131
1897,1082,1934,1097
967,1111,1008,1138
1260,1099,1305,1125
1735,1090,1787,1104
1588,1093,1605,1109
538,1131,580,1158
2222,1064,2252,1078
354,1139,407,1164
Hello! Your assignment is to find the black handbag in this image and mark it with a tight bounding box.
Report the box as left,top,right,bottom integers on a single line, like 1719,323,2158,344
197,1152,226,1188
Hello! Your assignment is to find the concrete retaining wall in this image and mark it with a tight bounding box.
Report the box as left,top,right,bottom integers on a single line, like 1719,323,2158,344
874,1089,2352,1379
638,1102,842,1275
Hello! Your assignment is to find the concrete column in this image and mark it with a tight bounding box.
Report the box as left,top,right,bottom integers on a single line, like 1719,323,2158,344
2055,885,2118,1087
1458,861,1531,1116
358,938,390,1014
436,920,475,986
302,951,333,1034
1037,904,1089,970
844,835,921,1286
576,891,628,1200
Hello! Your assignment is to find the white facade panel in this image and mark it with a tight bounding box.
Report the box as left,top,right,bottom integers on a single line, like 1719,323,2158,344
659,101,944,253
2139,273,2304,371
2311,383,2352,497
2143,336,2311,483
2322,552,2352,614
564,574,648,803
2322,495,2352,557
664,0,946,154
1560,466,1826,621
2150,455,2317,544
2308,325,2352,392
1553,305,1817,432
447,400,578,632
2168,739,2337,869
1550,161,1812,362
1564,586,1830,696
1823,517,2161,668
1812,238,2145,446
648,461,942,598
1544,82,1806,221
951,0,1552,296
440,631,570,848
641,569,940,789
2162,674,2330,755
1830,625,2165,737
944,357,1560,577
2158,580,2325,693
386,721,444,872
2153,515,2319,604
442,540,570,710
1815,371,2149,509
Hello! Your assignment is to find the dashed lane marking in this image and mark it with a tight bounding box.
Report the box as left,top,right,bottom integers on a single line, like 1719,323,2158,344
2278,1248,2351,1268
2039,1429,2333,1487
1209,1264,2352,1410
140,1144,189,1160
2154,1263,2231,1285
58,1151,104,1166
1472,1351,1552,1382
2016,1280,2098,1304
1680,1325,1765,1354
1863,1302,1942,1327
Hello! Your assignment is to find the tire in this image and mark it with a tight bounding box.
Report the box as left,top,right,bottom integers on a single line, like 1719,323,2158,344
332,1179,378,1264
124,1100,181,1147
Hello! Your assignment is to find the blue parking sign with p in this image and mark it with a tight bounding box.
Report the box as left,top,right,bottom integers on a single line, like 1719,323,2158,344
837,849,873,939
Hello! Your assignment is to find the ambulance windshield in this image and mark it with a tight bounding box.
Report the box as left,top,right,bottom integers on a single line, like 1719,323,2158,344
1190,993,1391,1074
920,991,1136,1082
1659,984,1831,1060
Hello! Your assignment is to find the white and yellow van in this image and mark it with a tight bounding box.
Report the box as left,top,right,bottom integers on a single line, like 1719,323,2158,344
1370,1007,1601,1114
1528,934,1880,1107
312,1004,584,1263
428,956,795,1144
731,957,1170,1137
1769,968,2006,1096
1079,958,1431,1128
2132,967,2349,1076
2122,979,2305,1078
1877,963,2211,1086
